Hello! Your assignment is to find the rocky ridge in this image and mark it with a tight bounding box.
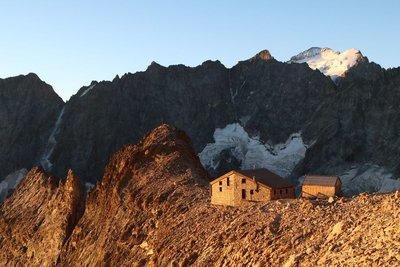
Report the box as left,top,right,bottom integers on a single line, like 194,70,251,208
0,167,84,266
0,125,399,266
2,48,400,195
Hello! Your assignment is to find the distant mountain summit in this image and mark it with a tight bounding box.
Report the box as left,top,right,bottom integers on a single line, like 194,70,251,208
289,47,365,80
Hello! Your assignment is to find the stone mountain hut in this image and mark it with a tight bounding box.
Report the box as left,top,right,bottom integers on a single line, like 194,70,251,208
301,175,342,199
210,168,295,206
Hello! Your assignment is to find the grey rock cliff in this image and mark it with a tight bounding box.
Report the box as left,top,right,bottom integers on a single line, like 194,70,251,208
299,61,400,178
0,73,64,179
49,54,336,182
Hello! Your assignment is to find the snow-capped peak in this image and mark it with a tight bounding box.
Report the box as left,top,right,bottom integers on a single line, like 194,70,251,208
288,47,364,80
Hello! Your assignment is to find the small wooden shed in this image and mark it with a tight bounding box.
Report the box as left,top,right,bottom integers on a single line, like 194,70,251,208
210,168,295,206
301,175,342,199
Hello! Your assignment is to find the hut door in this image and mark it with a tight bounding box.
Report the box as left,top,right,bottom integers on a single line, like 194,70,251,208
242,189,246,199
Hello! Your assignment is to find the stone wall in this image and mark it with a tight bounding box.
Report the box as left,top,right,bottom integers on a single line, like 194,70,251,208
232,173,271,205
210,173,235,205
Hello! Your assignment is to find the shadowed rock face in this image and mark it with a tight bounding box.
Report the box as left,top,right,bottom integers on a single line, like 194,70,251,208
2,53,400,190
1,125,399,266
298,63,400,178
49,56,336,182
0,73,64,178
0,167,84,266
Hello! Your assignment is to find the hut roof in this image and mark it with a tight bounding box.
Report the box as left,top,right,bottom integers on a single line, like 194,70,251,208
236,168,293,189
302,175,341,187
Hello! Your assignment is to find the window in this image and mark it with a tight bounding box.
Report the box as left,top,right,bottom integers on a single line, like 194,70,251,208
274,189,277,195
250,189,254,195
280,189,282,194
219,187,222,192
286,188,288,194
242,179,246,184
227,177,230,186
242,189,246,199
219,181,222,185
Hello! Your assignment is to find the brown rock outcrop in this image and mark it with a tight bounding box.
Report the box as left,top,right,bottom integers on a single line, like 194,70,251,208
58,124,209,266
0,167,84,266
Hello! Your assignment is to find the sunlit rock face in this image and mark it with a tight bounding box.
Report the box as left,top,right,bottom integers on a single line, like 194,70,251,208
0,167,84,266
57,124,210,266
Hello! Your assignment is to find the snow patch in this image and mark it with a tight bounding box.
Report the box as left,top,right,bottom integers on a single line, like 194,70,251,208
229,80,246,104
0,169,28,202
84,182,95,193
80,84,96,97
199,123,308,177
40,107,65,171
289,47,363,80
239,115,251,126
339,165,400,195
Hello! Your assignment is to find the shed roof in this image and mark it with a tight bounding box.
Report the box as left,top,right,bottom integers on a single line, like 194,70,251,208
236,168,294,189
302,175,341,187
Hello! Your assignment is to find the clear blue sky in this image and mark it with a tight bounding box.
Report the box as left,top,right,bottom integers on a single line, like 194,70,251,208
1,1,399,101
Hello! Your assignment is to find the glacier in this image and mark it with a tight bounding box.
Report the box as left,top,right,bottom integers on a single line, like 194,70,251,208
0,168,28,202
85,182,95,193
339,165,400,195
199,123,308,178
